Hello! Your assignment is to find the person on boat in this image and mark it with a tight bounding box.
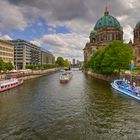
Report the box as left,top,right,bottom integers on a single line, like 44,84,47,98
131,82,136,90
125,79,128,83
122,80,128,87
123,78,125,81
133,82,136,87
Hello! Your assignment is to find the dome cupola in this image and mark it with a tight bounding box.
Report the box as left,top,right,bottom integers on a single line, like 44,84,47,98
94,7,121,30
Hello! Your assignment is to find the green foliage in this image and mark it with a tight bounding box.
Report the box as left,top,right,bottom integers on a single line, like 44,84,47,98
0,59,5,71
55,57,70,67
0,59,14,72
25,64,57,70
4,62,14,70
63,59,70,67
55,57,65,67
85,40,134,75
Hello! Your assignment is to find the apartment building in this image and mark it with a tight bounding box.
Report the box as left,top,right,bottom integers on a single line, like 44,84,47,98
41,48,55,65
12,39,55,69
0,39,14,64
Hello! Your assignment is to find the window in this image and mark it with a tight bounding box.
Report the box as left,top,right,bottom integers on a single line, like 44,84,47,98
109,34,112,40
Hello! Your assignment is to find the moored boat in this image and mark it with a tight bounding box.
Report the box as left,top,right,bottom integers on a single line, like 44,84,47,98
111,79,140,101
60,71,73,83
0,78,23,92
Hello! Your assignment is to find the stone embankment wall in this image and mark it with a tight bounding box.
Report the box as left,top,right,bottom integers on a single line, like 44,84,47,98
85,69,119,82
85,69,140,85
0,68,58,81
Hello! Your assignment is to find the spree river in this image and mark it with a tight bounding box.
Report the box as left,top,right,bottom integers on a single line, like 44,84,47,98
0,71,140,140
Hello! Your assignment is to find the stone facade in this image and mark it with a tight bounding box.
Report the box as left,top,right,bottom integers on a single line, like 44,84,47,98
83,9,123,62
133,21,140,66
83,7,140,68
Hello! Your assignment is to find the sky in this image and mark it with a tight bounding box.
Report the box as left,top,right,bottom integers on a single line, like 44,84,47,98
0,0,140,61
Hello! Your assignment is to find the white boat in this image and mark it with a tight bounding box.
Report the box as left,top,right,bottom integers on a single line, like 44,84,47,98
60,69,65,72
0,78,23,92
59,71,73,83
111,79,140,101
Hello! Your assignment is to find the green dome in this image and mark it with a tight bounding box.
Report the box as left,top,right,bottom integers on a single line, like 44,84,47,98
94,13,121,30
136,21,140,28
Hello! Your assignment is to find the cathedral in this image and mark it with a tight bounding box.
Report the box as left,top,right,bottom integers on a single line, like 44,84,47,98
83,7,140,66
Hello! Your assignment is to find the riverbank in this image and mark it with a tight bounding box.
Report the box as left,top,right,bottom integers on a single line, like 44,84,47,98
0,68,59,81
85,69,140,85
85,69,119,82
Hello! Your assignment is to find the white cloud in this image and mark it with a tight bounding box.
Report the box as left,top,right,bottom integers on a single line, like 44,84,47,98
117,15,128,22
0,1,27,31
0,35,12,40
40,33,88,61
123,25,133,43
47,27,56,34
30,40,41,46
1,0,140,60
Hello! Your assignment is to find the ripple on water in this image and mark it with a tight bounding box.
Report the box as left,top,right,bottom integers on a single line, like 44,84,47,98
0,72,140,140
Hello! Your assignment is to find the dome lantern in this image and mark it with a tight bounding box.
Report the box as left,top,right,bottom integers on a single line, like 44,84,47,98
104,0,109,16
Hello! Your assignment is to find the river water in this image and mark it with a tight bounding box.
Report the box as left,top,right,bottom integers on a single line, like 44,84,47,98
0,71,140,140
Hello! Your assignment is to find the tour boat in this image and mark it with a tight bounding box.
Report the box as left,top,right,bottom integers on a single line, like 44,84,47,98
0,78,23,92
60,69,65,72
60,71,73,83
111,79,140,101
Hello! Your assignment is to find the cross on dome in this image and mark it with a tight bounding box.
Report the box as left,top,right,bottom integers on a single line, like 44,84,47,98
104,0,109,16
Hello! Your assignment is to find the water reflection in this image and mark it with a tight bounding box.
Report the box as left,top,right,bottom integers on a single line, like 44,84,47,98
0,72,140,140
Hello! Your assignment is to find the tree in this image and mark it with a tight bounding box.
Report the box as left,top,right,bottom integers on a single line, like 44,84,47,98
55,57,65,67
85,40,133,75
63,59,70,67
0,59,5,71
101,41,133,74
89,47,106,73
4,62,14,71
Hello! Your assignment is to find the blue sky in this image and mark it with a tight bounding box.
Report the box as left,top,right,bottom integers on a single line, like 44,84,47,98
0,0,139,61
3,17,70,41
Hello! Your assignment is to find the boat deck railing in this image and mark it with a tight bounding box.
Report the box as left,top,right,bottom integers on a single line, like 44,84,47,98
115,80,140,96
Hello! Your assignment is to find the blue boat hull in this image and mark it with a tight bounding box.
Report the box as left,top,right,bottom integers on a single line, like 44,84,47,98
111,80,140,101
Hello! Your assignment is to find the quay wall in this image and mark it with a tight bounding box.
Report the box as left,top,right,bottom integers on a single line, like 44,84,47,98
85,69,119,82
0,68,59,81
85,69,140,85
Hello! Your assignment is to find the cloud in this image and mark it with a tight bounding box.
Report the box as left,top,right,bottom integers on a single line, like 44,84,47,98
30,40,41,46
1,0,140,60
123,25,133,43
39,33,88,60
0,35,12,40
0,1,27,31
3,0,140,38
